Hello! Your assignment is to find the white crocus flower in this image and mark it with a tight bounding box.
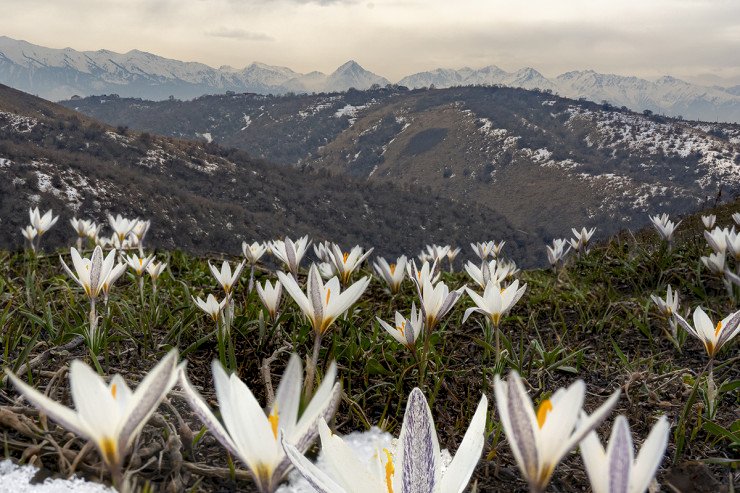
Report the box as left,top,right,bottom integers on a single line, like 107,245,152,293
649,213,680,244
494,371,621,493
283,387,488,493
580,415,670,493
108,214,137,244
674,307,740,359
243,241,267,265
377,303,423,349
29,207,58,235
146,260,167,281
702,214,716,230
178,354,342,493
701,251,726,274
101,262,127,304
546,239,571,268
328,244,374,285
650,285,678,318
209,259,246,297
314,241,334,263
418,278,464,332
373,255,408,294
277,264,369,337
446,246,461,272
124,253,154,276
271,236,311,277
569,227,596,255
725,229,740,263
704,227,732,254
733,212,740,226
471,240,505,261
21,225,37,248
70,217,92,238
318,262,337,279
425,244,451,264
499,258,520,279
464,259,506,289
130,219,150,244
193,294,227,322
464,279,527,328
61,246,116,301
446,246,461,262
257,279,283,320
406,259,441,289
5,350,178,481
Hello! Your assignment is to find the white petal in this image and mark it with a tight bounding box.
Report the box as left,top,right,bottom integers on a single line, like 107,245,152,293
440,394,488,493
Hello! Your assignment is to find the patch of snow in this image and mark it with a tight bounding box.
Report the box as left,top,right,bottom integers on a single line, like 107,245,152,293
277,427,453,493
0,111,38,133
240,114,252,131
0,460,114,493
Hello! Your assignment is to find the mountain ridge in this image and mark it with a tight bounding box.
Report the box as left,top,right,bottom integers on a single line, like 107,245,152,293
0,82,537,263
60,85,740,247
2,36,739,122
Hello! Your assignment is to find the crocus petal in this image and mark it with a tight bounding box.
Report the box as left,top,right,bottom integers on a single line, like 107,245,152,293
440,394,488,493
5,369,90,441
495,372,539,481
70,360,119,439
292,361,342,450
318,419,384,492
271,354,303,439
630,416,669,493
398,387,441,493
281,435,347,493
177,365,242,459
118,349,178,450
606,416,633,493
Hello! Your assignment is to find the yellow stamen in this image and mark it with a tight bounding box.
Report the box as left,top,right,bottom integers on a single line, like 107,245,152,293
383,448,394,493
111,383,117,399
343,252,349,263
715,321,723,337
268,406,279,439
325,288,331,305
536,399,553,428
397,321,406,336
389,263,396,274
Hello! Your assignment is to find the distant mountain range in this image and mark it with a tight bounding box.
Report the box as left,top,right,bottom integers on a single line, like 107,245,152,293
2,36,740,122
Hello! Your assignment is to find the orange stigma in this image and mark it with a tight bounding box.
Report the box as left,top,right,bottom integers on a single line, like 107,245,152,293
383,448,395,493
268,406,279,439
537,399,553,428
325,288,331,305
715,321,723,337
110,383,117,399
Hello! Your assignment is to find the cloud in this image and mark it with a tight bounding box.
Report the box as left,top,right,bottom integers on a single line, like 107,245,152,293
205,27,275,41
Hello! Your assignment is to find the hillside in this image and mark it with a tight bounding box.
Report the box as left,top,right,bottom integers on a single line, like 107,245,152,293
0,83,537,263
61,86,740,244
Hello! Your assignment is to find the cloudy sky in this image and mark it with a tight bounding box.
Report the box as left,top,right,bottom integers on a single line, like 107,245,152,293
3,0,740,84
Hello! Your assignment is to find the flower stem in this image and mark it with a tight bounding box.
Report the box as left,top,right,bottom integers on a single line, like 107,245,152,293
304,332,323,396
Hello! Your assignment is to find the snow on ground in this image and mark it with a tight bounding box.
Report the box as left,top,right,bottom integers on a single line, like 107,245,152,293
241,114,252,130
563,105,740,187
277,427,455,492
0,460,113,493
0,111,38,133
